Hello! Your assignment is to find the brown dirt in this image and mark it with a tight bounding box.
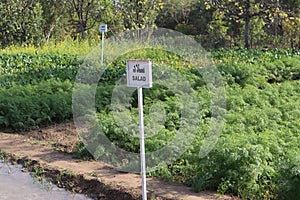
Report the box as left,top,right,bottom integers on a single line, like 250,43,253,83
22,123,80,153
0,123,239,200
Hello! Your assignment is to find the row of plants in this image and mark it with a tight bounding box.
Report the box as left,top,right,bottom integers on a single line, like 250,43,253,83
218,56,300,88
212,48,300,64
0,79,72,131
1,48,299,87
0,53,82,87
0,48,299,199
1,48,299,88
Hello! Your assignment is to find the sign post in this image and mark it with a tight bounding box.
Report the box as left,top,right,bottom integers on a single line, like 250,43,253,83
127,60,152,200
99,24,107,65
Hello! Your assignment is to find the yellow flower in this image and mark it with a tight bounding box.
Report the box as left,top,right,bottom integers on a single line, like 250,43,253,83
279,13,288,18
205,4,211,10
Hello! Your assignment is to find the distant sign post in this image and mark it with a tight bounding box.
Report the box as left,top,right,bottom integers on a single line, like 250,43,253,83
99,24,107,65
127,60,152,200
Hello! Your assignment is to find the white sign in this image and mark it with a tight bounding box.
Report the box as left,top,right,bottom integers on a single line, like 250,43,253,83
126,59,152,200
99,24,107,32
127,60,152,88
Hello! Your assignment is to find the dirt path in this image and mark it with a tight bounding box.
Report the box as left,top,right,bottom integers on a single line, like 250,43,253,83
0,124,237,200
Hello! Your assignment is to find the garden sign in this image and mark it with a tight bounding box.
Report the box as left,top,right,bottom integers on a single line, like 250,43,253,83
127,59,152,200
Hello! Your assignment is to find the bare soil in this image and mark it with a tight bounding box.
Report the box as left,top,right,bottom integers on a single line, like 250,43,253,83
0,123,239,200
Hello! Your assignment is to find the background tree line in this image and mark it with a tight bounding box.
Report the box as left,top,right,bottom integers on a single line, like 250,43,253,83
0,0,299,49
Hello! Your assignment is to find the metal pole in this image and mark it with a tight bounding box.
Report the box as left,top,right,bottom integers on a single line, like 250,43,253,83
101,31,104,65
138,87,147,200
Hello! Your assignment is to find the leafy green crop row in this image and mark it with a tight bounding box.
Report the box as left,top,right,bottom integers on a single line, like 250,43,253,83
212,48,300,64
0,53,82,87
218,56,300,88
1,49,298,88
0,79,72,131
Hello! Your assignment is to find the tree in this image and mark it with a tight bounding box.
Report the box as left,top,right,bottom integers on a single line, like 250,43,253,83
205,0,284,48
249,17,268,48
0,0,44,47
281,13,300,48
188,0,214,35
67,0,96,40
206,10,230,48
160,0,195,25
66,0,111,40
38,0,70,42
280,0,300,48
112,0,164,30
156,0,202,35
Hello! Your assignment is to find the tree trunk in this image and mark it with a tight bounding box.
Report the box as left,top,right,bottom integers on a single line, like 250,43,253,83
244,0,250,49
81,30,86,40
230,31,233,49
20,20,26,46
81,27,86,40
244,17,250,49
80,20,86,40
298,33,300,49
